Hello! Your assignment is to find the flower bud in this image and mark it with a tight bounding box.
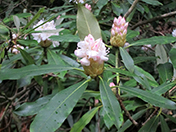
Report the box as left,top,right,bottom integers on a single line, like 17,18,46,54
109,82,116,94
75,34,109,78
110,16,128,47
172,29,176,37
85,4,91,11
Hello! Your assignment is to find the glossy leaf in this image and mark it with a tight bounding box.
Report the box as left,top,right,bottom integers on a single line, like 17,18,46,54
139,116,159,132
99,76,123,128
0,64,74,80
97,0,108,10
160,115,171,132
130,36,176,46
118,109,146,132
77,4,101,40
157,62,173,82
30,80,88,132
169,48,176,69
151,82,175,95
120,85,176,109
120,47,134,73
70,107,99,132
155,45,167,65
49,34,80,42
14,95,53,116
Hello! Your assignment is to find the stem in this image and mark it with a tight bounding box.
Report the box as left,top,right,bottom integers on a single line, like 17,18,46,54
115,47,120,85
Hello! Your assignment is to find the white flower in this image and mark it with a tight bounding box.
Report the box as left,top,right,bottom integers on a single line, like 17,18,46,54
141,44,152,51
32,20,59,47
74,34,109,66
69,0,84,4
172,29,176,37
11,44,24,54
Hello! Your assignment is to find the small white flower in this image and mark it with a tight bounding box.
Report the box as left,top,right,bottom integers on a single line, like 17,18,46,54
74,34,109,66
69,0,84,4
172,29,176,37
32,20,59,46
141,44,152,51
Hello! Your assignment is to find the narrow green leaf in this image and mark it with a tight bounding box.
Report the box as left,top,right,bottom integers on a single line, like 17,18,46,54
163,114,176,124
157,62,173,82
141,0,163,6
17,39,38,47
151,82,175,95
139,116,159,132
18,48,35,65
169,48,176,69
120,85,176,109
118,109,147,132
160,115,171,132
97,0,108,9
14,95,53,116
133,56,156,64
21,7,45,32
77,4,101,40
30,80,88,132
130,36,176,46
13,15,20,31
155,45,167,65
70,107,99,132
99,76,123,128
0,64,74,80
120,47,134,73
49,34,80,42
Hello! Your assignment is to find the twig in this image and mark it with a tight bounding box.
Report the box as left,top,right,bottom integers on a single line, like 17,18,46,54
116,88,138,126
131,11,176,29
142,107,159,126
124,0,140,19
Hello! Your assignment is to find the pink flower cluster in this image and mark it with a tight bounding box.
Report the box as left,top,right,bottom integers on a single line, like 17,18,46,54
74,34,109,66
85,4,91,11
111,16,128,37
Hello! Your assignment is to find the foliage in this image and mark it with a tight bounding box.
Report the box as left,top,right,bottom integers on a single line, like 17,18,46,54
1,0,176,132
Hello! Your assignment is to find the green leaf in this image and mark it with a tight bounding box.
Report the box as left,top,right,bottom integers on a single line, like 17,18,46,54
3,13,31,23
17,39,38,47
77,4,101,40
61,54,80,67
169,48,176,69
155,45,167,65
141,0,163,6
130,36,176,46
70,107,99,132
139,116,159,132
120,85,176,109
120,47,134,73
18,48,35,65
13,15,20,32
118,109,147,132
49,34,80,42
21,8,45,33
99,76,123,128
133,56,156,64
111,2,123,16
0,64,74,80
97,0,108,9
47,49,67,79
151,82,175,95
160,115,171,132
163,114,176,124
30,80,88,132
126,30,139,42
14,95,53,116
157,62,173,82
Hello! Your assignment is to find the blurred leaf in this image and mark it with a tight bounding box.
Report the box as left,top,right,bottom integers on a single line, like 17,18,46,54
77,4,101,40
164,114,176,124
157,62,173,82
0,64,75,80
124,79,137,87
169,48,176,69
0,24,9,34
49,34,80,42
97,0,108,9
30,80,88,132
120,85,176,109
120,47,134,73
126,30,139,42
133,56,156,64
17,39,38,47
99,76,123,128
61,54,80,67
141,0,163,6
82,90,100,100
111,2,123,16
21,8,45,32
18,48,35,65
13,15,20,32
155,45,167,65
70,107,99,132
3,13,31,23
14,95,53,116
139,116,159,132
160,115,171,132
118,109,146,132
151,82,175,95
130,36,176,46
